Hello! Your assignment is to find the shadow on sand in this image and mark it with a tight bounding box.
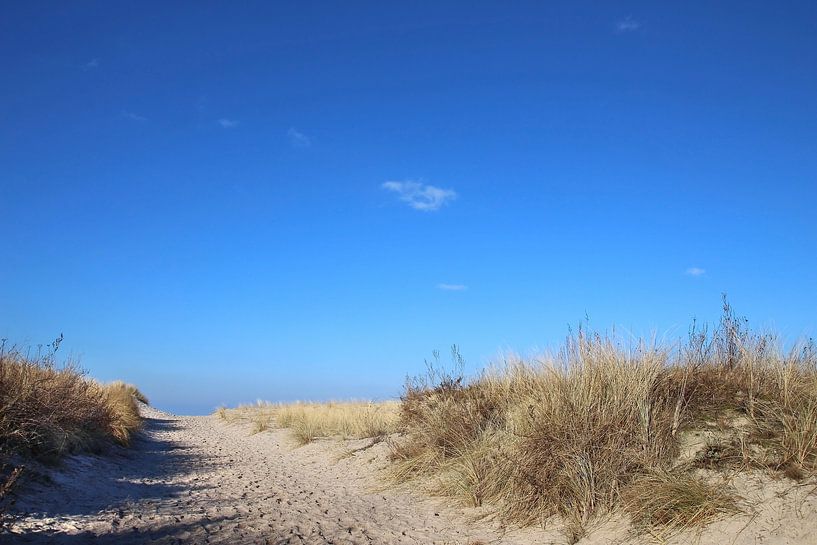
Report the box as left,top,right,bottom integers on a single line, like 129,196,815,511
5,416,217,542
7,515,315,545
4,416,338,544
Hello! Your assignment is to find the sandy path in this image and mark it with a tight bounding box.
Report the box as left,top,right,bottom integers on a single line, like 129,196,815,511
5,405,548,545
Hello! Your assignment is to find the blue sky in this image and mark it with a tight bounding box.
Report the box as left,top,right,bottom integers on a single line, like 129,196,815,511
2,2,816,414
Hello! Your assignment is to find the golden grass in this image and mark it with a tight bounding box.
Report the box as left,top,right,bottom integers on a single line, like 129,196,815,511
0,342,145,459
623,470,740,538
214,301,816,539
389,301,817,539
0,340,145,520
107,380,149,406
217,400,400,444
102,381,146,446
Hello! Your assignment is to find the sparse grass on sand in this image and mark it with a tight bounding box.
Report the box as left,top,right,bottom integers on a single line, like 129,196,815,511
217,400,400,444
0,337,146,517
388,299,817,541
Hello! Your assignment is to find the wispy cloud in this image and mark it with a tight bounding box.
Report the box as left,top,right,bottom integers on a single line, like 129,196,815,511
218,118,239,129
381,180,457,212
83,58,99,70
437,283,467,291
685,267,706,277
616,16,641,33
287,128,311,148
122,111,147,122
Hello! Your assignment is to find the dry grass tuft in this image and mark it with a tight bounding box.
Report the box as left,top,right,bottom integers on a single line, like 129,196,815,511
102,381,144,446
217,400,400,445
623,470,740,537
107,380,149,406
389,299,817,538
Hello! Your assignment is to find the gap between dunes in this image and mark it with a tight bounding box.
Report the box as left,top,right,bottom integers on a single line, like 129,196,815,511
6,404,548,545
6,404,816,545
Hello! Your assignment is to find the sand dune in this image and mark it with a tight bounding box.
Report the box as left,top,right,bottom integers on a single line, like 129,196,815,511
5,404,815,545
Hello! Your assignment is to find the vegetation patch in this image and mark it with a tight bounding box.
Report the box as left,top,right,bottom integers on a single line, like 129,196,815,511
623,470,740,538
389,299,817,539
217,400,400,445
0,337,146,521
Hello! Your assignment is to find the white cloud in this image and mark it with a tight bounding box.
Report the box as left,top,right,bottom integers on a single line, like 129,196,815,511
287,128,311,148
381,180,457,211
616,16,641,33
218,118,239,128
685,267,706,277
437,283,467,291
122,111,147,122
84,58,99,70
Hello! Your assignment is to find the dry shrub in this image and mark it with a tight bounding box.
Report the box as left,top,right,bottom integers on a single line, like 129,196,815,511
392,337,684,538
427,429,509,508
390,300,817,538
391,347,509,480
501,336,681,533
751,392,817,475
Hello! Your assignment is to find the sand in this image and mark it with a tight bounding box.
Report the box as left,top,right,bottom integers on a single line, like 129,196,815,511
3,404,816,544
